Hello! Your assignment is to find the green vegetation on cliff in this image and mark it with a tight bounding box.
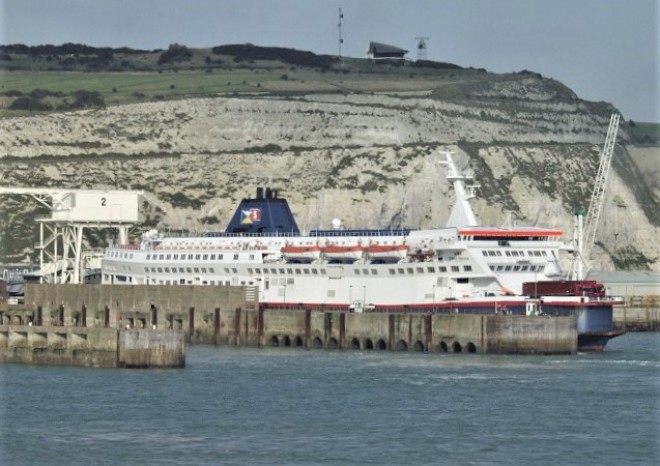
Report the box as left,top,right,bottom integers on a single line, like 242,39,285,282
0,42,593,120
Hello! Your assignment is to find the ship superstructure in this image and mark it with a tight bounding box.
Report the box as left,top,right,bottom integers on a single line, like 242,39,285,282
102,152,565,305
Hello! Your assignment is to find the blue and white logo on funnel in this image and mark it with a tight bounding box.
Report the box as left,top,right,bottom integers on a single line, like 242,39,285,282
241,208,262,224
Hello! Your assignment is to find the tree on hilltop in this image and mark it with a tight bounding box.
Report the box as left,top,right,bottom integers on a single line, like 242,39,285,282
158,43,192,65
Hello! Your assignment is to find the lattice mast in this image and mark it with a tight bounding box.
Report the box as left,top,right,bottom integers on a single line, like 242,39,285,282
569,112,620,280
415,37,429,61
338,8,344,66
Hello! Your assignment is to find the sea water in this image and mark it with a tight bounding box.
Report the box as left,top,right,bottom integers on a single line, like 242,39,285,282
1,333,658,466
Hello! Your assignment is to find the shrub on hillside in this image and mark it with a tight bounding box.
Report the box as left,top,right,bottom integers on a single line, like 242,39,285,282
55,90,106,110
411,60,462,70
158,43,192,65
9,96,53,111
1,89,23,97
73,90,105,108
212,44,337,69
0,43,149,56
30,89,65,99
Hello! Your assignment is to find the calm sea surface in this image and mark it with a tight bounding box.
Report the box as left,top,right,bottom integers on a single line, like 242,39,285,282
1,333,658,466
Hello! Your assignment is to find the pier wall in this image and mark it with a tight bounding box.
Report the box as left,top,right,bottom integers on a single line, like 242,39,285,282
0,284,579,355
118,329,185,368
239,310,576,355
614,299,660,332
14,283,249,336
0,326,184,368
483,315,576,354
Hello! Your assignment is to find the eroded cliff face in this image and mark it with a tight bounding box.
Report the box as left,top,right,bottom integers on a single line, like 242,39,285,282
0,91,658,271
0,90,624,157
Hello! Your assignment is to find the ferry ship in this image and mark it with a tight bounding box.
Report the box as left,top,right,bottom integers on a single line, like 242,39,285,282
101,151,623,350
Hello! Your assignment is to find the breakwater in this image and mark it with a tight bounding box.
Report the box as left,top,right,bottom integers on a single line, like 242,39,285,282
0,283,580,355
0,326,184,368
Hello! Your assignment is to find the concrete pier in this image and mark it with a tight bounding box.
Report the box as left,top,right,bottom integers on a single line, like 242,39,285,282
118,328,185,368
0,326,184,368
613,297,660,331
0,283,580,355
256,310,576,355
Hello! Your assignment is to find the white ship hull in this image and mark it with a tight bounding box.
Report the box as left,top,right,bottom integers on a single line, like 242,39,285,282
101,152,565,308
102,233,557,305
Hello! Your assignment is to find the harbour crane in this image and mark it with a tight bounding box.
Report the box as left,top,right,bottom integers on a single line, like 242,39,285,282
569,112,620,280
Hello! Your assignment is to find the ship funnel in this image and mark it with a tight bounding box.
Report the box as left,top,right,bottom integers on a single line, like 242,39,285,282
224,188,300,235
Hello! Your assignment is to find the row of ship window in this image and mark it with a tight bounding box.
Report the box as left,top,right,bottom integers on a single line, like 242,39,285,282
107,275,239,286
141,265,478,276
107,251,246,261
138,264,545,275
482,250,547,257
140,262,542,276
136,261,546,277
146,253,241,261
489,264,544,272
145,266,217,274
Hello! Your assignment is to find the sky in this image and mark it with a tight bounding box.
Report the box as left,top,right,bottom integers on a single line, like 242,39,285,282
1,0,658,122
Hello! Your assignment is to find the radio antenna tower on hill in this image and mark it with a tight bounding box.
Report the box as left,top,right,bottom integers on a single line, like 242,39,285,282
415,37,429,61
338,8,345,66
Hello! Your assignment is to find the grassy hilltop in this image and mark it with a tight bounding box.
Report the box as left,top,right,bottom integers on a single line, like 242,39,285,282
0,43,499,111
2,42,656,142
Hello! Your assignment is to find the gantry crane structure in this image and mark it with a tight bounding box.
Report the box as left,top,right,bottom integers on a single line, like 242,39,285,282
0,188,143,284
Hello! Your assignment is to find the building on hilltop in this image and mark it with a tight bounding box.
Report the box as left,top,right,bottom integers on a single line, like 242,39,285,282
366,42,408,60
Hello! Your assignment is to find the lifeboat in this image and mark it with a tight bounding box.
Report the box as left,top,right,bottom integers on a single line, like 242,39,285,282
322,245,364,262
366,244,408,261
281,244,322,262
